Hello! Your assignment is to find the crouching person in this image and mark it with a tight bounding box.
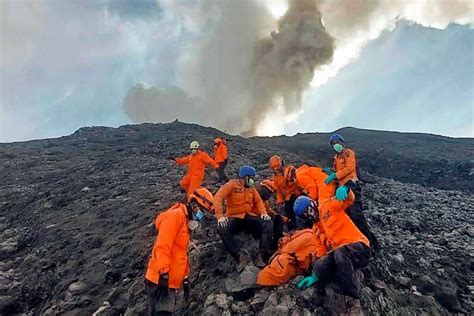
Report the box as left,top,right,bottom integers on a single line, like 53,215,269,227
144,188,214,315
256,225,327,286
295,187,371,301
215,166,273,271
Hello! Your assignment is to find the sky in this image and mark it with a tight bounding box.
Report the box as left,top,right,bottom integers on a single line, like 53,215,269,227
0,0,473,142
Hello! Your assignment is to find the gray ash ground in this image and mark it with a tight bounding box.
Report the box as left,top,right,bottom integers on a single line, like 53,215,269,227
1,122,473,315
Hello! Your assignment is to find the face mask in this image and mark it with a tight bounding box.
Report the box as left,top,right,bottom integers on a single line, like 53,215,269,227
193,209,204,221
188,220,199,231
191,149,197,154
246,178,255,188
333,143,344,153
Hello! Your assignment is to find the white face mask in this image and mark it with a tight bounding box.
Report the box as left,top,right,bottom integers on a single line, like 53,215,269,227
191,149,198,154
188,220,199,231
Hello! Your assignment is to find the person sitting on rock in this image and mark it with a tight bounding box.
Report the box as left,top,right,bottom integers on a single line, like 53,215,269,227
324,133,381,252
257,179,288,250
294,187,371,302
269,155,301,231
173,140,218,198
213,137,230,183
214,166,273,271
144,187,214,315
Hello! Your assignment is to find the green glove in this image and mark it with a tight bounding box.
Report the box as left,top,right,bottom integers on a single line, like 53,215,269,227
297,273,318,289
324,172,337,184
335,186,349,201
322,167,335,175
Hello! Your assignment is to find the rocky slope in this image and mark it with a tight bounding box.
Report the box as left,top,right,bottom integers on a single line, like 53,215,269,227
0,121,473,315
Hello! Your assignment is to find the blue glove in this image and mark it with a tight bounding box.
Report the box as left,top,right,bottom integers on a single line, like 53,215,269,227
322,167,335,175
324,172,337,184
335,186,349,201
297,273,318,289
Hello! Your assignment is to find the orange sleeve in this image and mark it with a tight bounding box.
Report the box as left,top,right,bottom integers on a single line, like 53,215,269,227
336,150,356,180
153,212,183,274
253,189,267,215
297,174,318,200
175,155,191,165
202,152,219,169
214,182,234,219
273,177,285,204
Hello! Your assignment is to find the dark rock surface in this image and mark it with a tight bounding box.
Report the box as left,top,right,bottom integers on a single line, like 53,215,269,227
252,127,474,192
0,121,473,315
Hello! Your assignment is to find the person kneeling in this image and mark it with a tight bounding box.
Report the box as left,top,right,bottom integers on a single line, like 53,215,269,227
144,188,214,315
294,187,371,300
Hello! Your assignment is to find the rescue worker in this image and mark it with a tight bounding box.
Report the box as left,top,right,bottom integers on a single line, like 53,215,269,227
269,155,301,230
257,179,287,250
213,138,229,183
324,133,380,252
144,187,214,315
174,141,218,197
294,187,371,301
256,224,328,287
215,166,273,271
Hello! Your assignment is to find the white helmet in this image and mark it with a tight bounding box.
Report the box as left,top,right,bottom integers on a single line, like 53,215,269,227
190,140,200,150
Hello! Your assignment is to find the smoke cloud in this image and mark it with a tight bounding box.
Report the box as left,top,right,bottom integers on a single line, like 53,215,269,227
124,0,334,135
312,0,474,87
124,0,473,136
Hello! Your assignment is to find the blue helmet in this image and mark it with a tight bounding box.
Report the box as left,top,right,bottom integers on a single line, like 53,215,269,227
239,165,256,178
294,196,314,217
329,133,344,144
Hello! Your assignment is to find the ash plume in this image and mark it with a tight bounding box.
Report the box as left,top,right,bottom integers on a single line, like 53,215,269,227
123,0,472,136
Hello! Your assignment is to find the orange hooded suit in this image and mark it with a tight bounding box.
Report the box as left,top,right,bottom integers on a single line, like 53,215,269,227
145,203,190,289
175,150,218,196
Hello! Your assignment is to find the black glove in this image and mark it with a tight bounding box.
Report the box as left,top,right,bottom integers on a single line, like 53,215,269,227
183,277,190,299
157,273,169,294
167,156,175,161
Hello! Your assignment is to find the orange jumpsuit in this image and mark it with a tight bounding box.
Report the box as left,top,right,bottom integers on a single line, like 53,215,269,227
318,190,369,249
257,225,328,286
214,180,267,219
175,150,218,196
333,148,358,186
214,142,228,163
295,165,337,206
145,203,190,289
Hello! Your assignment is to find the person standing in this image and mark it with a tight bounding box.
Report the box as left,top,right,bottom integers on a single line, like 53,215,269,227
174,141,218,197
214,138,229,183
324,133,380,252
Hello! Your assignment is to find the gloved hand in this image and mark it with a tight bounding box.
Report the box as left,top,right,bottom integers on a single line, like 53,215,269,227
335,186,349,201
167,156,175,161
324,172,337,184
323,167,335,175
297,273,318,290
218,217,228,228
261,214,271,221
183,277,190,300
157,273,169,294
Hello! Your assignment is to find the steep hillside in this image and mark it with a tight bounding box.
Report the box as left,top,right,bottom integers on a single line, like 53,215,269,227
0,122,473,315
253,127,474,192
